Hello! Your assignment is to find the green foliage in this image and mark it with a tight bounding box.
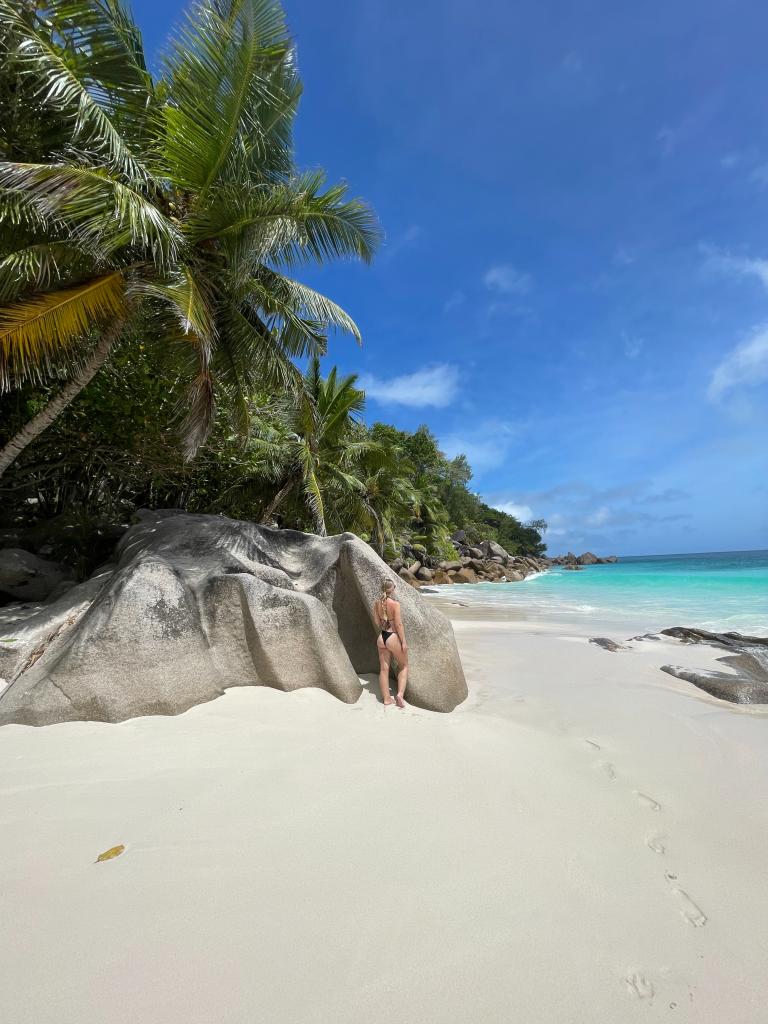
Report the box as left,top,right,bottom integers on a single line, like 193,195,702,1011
0,1,546,570
0,0,381,465
0,346,547,570
474,503,547,557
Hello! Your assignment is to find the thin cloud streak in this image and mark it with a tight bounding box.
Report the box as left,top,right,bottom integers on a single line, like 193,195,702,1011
380,224,422,263
708,325,768,401
483,264,533,295
703,246,768,290
359,363,459,408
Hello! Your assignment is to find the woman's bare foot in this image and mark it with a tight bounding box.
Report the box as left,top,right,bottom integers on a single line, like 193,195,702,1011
383,697,395,706
396,693,406,708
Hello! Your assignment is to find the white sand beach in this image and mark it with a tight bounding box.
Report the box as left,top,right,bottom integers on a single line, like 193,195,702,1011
2,607,767,1024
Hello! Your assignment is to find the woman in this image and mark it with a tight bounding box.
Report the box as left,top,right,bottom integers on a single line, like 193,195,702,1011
374,579,408,707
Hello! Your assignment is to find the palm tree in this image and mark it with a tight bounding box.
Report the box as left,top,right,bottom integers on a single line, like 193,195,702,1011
252,357,376,535
0,0,380,478
329,427,417,556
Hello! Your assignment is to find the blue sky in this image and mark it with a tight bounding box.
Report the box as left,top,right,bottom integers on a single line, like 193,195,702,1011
133,0,768,555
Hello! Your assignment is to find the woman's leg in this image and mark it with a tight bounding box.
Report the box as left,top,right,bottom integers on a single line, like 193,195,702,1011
385,635,408,706
377,641,394,704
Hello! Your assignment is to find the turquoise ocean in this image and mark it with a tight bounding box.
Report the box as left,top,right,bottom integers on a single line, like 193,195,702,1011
434,550,768,636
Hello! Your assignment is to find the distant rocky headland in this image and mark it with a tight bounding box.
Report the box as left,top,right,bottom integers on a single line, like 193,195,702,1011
391,531,618,587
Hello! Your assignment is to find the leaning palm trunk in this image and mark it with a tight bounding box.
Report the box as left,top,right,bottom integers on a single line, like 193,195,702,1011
259,477,295,525
370,507,385,557
0,318,124,479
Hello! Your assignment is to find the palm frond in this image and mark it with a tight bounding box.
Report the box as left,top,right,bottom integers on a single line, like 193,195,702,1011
269,172,381,266
161,0,299,193
132,265,216,352
0,162,181,267
188,173,380,266
323,463,366,494
316,370,366,439
218,303,305,396
241,278,328,358
0,270,125,389
53,0,155,146
0,241,94,303
253,268,362,342
1,1,150,180
303,468,326,535
181,367,216,460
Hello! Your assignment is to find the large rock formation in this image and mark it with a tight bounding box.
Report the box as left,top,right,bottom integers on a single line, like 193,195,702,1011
577,551,600,565
0,548,73,601
549,552,618,566
0,511,467,726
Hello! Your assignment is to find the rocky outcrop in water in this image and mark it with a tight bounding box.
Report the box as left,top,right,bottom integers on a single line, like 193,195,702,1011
0,511,467,726
389,540,620,587
549,551,618,566
660,627,768,705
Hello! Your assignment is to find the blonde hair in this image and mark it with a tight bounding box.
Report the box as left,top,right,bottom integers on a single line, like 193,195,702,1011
378,579,395,619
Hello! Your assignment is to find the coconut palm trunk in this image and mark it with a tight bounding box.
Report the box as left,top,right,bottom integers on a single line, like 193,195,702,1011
0,318,124,479
259,477,295,525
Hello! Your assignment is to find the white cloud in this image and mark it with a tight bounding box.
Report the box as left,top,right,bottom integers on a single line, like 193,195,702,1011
708,325,768,401
440,436,506,473
613,246,635,266
720,152,742,169
703,247,768,290
586,505,611,527
495,501,534,521
443,289,465,314
657,126,676,156
622,333,643,359
381,224,422,262
483,264,533,295
359,363,459,408
542,513,570,538
440,421,522,475
562,51,583,73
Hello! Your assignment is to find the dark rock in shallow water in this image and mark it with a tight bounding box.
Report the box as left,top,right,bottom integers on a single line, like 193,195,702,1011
0,511,467,725
589,637,629,652
660,627,768,705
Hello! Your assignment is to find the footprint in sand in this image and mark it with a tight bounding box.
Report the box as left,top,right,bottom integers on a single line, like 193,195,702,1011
585,739,601,750
645,833,666,855
625,973,654,1000
635,791,662,812
597,760,617,781
671,888,708,928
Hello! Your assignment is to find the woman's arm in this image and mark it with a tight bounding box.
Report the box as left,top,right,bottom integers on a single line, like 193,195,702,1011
393,601,407,649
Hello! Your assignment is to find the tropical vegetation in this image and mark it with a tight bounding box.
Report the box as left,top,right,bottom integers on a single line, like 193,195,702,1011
0,0,545,580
